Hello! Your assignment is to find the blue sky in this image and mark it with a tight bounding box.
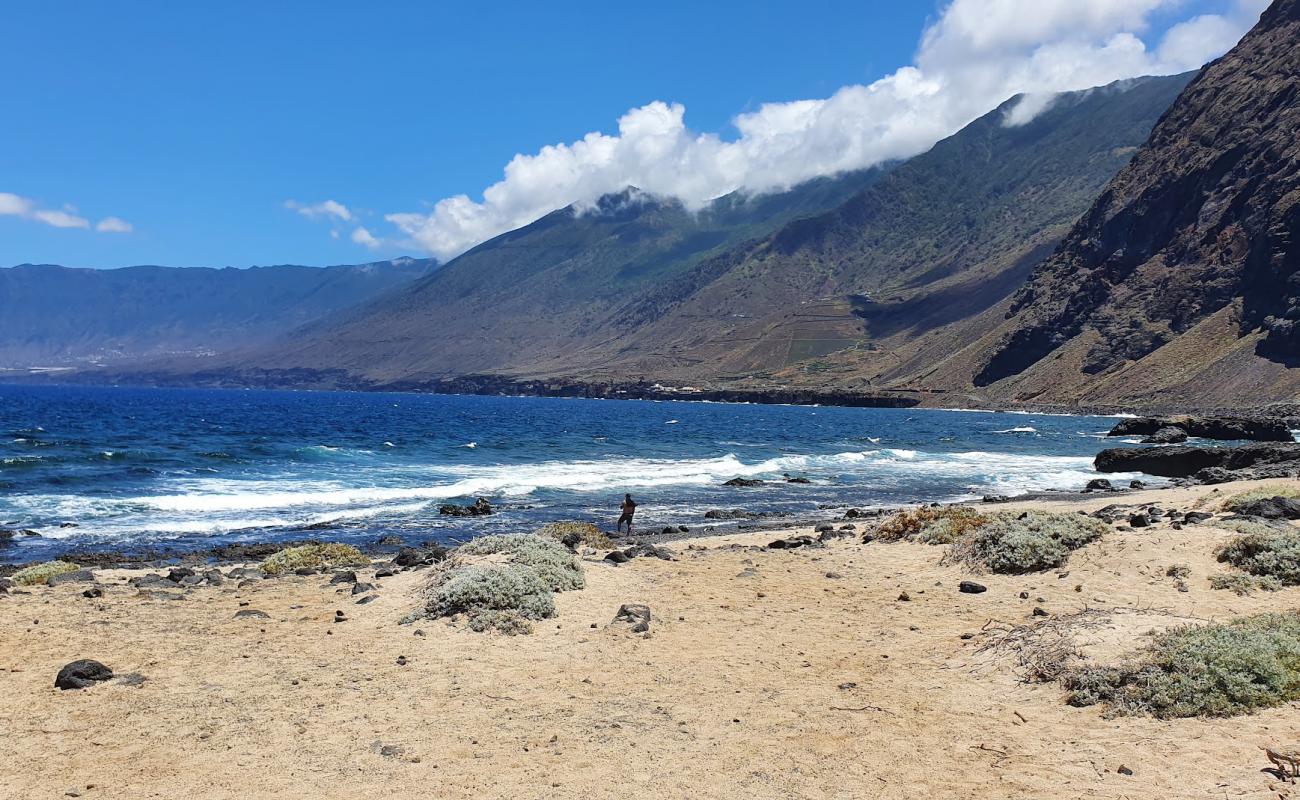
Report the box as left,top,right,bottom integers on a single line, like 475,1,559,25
0,0,1266,268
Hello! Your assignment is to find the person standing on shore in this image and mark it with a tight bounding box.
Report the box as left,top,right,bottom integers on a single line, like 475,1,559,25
617,493,637,534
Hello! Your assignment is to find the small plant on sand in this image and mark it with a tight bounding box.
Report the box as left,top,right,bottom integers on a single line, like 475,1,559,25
537,520,613,550
1216,528,1300,586
1165,564,1191,579
415,534,584,634
466,608,534,635
946,511,1106,574
11,560,80,586
1224,484,1300,512
1209,573,1282,595
1064,612,1300,718
260,543,368,576
875,506,991,544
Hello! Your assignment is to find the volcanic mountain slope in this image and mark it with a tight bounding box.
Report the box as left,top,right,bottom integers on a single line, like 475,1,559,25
216,71,1192,391
0,258,435,368
575,72,1195,386
224,167,886,383
933,0,1300,409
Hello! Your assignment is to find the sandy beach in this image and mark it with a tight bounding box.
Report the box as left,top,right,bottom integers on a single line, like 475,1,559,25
4,479,1300,799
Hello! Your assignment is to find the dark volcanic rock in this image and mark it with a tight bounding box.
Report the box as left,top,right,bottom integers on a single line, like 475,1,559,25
1094,443,1300,478
330,571,358,585
768,536,816,550
623,544,676,561
1110,416,1290,442
47,569,96,586
1234,496,1300,520
959,581,987,594
613,603,651,633
393,544,448,568
438,497,493,517
603,550,630,565
1084,479,1114,492
723,478,764,488
234,609,270,619
704,509,758,520
1141,427,1188,444
55,659,113,690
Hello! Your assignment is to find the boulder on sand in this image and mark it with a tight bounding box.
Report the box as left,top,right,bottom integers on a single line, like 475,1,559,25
55,659,113,690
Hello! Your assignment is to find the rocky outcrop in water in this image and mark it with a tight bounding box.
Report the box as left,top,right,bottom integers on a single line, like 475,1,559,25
1094,442,1300,478
1108,416,1293,442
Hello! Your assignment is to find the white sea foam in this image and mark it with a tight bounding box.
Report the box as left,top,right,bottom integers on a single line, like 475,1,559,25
992,426,1037,433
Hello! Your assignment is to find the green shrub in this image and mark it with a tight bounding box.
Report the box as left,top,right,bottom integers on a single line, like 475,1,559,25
12,560,80,586
457,534,585,591
875,506,991,544
537,520,613,550
1216,528,1300,585
1064,613,1300,718
260,543,368,576
1224,484,1300,512
948,511,1106,574
417,534,586,634
1165,564,1191,579
429,562,556,619
1209,573,1283,595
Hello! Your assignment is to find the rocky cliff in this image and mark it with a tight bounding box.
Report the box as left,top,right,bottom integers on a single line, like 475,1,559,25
962,0,1299,407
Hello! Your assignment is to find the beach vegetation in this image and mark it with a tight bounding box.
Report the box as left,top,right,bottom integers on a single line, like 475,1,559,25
946,511,1106,574
417,534,584,634
11,560,80,586
260,543,368,576
875,506,991,544
1064,612,1300,718
456,534,585,591
1216,528,1300,585
1209,573,1282,595
537,520,613,550
1224,484,1300,512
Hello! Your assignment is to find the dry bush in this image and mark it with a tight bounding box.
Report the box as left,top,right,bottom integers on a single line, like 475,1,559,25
874,506,991,544
11,560,79,586
260,543,367,576
537,520,613,550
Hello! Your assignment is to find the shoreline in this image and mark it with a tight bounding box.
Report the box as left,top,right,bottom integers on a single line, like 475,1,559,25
7,373,1298,418
0,483,1160,572
5,476,1300,798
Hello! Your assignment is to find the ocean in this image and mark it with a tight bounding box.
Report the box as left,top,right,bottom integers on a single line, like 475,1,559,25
0,384,1150,561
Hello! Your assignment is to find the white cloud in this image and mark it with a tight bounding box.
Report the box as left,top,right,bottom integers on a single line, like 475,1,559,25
0,191,131,233
32,209,90,229
0,192,35,217
383,0,1266,261
351,226,380,249
286,199,353,222
96,216,134,233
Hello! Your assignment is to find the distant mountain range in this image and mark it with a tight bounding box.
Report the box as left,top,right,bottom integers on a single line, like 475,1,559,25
0,258,435,368
142,69,1193,402
21,0,1299,413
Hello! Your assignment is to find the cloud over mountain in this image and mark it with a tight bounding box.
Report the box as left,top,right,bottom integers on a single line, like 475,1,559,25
383,0,1268,261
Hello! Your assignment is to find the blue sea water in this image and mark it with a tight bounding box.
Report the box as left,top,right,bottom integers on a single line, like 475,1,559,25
0,384,1152,561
